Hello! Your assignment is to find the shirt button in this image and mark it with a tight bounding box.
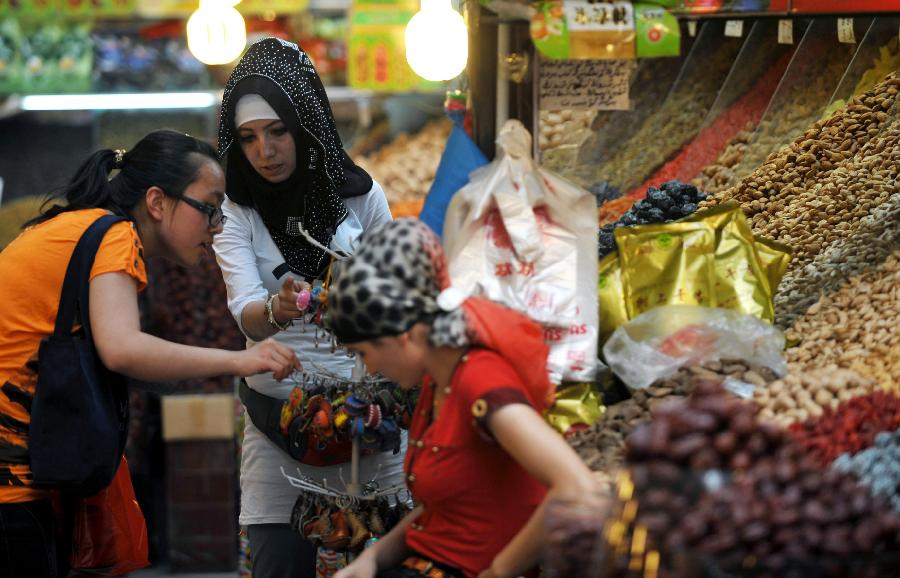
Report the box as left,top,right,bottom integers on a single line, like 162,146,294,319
431,446,439,453
407,474,416,483
416,440,424,448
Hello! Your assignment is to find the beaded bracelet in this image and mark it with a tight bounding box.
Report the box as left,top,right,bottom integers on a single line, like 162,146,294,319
265,293,291,331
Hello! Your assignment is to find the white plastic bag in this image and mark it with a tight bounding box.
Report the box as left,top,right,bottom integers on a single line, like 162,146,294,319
443,120,598,382
602,305,786,390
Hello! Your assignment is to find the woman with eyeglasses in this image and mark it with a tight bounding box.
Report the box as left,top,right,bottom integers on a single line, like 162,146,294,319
212,38,403,578
0,129,301,577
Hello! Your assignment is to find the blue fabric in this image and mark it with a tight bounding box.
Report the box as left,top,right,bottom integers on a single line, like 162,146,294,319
419,125,488,238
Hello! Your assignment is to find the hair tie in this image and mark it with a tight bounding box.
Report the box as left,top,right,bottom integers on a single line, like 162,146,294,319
114,149,126,169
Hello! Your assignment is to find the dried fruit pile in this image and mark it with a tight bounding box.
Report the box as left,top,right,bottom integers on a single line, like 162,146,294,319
569,360,776,485
695,42,859,195
146,253,243,393
677,443,900,574
589,34,744,194
832,428,900,513
597,180,707,258
783,252,900,387
788,391,900,466
628,51,792,198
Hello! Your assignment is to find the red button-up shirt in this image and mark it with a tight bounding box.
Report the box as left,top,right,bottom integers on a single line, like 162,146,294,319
403,349,547,578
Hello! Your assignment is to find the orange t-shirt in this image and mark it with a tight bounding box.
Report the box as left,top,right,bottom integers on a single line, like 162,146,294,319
0,208,147,503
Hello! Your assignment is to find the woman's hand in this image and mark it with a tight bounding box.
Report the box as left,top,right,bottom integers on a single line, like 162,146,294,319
476,563,505,578
233,338,301,380
273,276,308,324
333,553,378,578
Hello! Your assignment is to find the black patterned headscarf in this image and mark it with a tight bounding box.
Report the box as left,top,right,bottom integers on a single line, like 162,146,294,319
218,37,373,279
328,219,556,411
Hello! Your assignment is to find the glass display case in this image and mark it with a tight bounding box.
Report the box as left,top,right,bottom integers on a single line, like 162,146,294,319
726,16,872,186
584,19,747,199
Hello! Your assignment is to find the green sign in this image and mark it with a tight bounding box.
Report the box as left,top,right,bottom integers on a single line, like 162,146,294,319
635,3,680,57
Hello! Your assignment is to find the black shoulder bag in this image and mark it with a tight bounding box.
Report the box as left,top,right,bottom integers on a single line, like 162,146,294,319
29,214,131,496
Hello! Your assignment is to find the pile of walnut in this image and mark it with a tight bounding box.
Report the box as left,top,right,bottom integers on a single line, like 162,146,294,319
754,368,877,428
354,118,452,205
568,359,778,491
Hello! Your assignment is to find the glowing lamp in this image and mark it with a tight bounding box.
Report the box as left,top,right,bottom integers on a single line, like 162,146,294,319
187,0,247,66
405,0,468,82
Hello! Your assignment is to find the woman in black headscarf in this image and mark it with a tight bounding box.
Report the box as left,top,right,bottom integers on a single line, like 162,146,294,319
213,38,403,578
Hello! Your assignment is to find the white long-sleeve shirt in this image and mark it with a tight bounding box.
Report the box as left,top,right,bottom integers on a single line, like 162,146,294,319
213,182,406,525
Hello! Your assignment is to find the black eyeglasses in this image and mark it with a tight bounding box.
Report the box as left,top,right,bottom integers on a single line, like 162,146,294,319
174,194,227,228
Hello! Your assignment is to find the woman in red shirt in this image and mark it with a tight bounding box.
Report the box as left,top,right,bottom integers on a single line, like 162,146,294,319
328,219,601,578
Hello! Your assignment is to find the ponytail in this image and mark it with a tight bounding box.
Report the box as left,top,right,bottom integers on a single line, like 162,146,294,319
24,130,217,229
25,149,120,227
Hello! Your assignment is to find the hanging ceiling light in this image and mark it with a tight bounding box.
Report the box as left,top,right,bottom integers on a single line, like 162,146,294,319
405,0,468,82
187,0,247,66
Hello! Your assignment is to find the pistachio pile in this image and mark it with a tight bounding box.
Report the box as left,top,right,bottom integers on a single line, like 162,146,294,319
775,193,900,329
354,118,451,205
754,369,877,429
784,252,900,388
706,72,900,273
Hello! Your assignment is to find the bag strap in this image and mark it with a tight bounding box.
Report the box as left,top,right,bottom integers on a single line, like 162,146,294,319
53,214,129,339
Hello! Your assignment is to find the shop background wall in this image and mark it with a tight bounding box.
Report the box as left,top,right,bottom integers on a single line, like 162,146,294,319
0,113,94,204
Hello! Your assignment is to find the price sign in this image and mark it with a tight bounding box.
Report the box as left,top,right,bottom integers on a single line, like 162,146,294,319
838,18,855,44
778,19,793,45
724,20,743,38
539,58,635,110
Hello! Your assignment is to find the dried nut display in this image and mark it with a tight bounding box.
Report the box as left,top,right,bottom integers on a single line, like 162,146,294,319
784,252,900,388
754,368,877,428
589,35,744,194
705,72,900,272
626,381,786,473
775,193,900,329
538,109,597,152
691,125,754,194
353,118,451,205
569,359,777,475
576,57,685,174
726,43,859,183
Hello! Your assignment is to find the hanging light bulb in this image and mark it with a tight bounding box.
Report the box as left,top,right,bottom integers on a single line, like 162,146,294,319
405,0,468,82
187,0,247,66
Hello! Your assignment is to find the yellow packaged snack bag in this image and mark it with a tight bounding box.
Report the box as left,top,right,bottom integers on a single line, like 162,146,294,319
683,202,777,322
598,252,629,347
616,221,717,319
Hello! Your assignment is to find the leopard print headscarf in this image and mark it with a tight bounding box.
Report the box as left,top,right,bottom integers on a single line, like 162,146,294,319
328,218,556,411
327,218,469,347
